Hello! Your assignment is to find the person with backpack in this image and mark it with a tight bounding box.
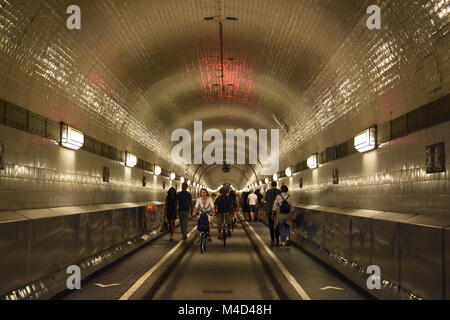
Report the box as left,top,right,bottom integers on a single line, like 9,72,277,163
272,185,294,248
264,181,281,245
214,187,234,239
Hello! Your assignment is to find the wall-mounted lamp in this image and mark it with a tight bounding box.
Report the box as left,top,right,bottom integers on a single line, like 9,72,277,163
354,126,377,153
180,177,185,183
285,167,292,177
170,172,176,180
264,178,269,184
60,124,84,150
273,173,279,181
307,154,318,169
187,180,191,185
125,152,137,167
154,165,162,175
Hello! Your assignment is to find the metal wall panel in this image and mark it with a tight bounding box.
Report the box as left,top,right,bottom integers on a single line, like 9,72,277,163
60,213,89,267
5,103,27,131
0,100,6,123
334,213,351,259
350,216,373,267
0,212,30,295
324,211,336,253
296,208,325,247
400,216,449,300
371,213,416,286
86,211,105,257
445,228,450,300
28,112,46,137
102,210,116,251
15,209,64,283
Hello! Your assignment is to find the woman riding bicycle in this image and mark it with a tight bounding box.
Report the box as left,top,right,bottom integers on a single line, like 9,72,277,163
195,188,215,242
214,187,234,240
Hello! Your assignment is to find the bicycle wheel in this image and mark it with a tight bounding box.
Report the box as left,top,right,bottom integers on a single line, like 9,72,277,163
222,229,227,248
200,233,205,254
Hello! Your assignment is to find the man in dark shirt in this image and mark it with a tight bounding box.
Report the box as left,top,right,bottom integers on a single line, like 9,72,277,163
264,181,281,245
176,183,192,240
214,187,234,239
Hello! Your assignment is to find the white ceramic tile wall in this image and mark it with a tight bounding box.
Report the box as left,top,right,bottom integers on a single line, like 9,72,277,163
0,125,183,211
280,122,450,216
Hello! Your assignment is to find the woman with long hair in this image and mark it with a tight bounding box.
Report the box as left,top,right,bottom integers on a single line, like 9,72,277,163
165,187,177,241
195,188,215,241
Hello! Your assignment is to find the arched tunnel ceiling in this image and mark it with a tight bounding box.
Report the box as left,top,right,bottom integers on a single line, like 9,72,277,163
0,0,448,189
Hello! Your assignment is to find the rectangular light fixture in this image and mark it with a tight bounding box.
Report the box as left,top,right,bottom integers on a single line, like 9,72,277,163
60,124,84,150
354,126,377,153
307,154,318,169
125,152,137,167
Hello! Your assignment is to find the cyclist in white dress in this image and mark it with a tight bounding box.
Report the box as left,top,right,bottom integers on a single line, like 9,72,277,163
195,188,215,241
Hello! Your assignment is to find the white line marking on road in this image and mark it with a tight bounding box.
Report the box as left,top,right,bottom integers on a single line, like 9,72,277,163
241,215,311,300
95,283,121,288
320,286,344,291
119,226,197,300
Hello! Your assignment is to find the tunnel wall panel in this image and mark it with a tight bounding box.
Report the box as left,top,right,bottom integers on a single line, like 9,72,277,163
0,202,166,299
287,121,450,216
15,210,65,284
370,213,416,287
350,213,376,268
0,124,172,211
60,213,89,268
445,228,450,300
292,206,450,300
399,217,447,300
0,212,30,295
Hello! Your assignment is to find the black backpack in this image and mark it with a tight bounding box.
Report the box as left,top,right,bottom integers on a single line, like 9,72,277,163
279,195,291,214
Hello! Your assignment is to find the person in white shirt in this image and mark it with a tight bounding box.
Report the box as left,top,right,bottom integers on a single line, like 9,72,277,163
272,185,294,248
195,188,215,241
247,190,259,222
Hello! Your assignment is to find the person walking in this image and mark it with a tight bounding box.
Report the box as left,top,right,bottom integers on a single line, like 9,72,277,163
165,187,178,241
241,192,250,221
228,190,238,225
272,185,294,248
247,190,258,222
176,182,193,240
255,189,263,222
264,181,281,245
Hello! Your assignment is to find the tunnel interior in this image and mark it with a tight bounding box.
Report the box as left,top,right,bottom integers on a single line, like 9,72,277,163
0,0,449,301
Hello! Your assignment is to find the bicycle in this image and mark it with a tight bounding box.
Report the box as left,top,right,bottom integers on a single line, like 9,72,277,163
219,212,233,248
199,230,208,254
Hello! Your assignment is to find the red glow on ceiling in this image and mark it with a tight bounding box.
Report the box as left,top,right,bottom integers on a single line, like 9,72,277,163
184,41,255,104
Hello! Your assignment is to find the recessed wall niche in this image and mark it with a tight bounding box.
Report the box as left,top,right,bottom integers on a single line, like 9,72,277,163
0,141,4,170
102,166,110,182
332,168,339,184
426,142,445,173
